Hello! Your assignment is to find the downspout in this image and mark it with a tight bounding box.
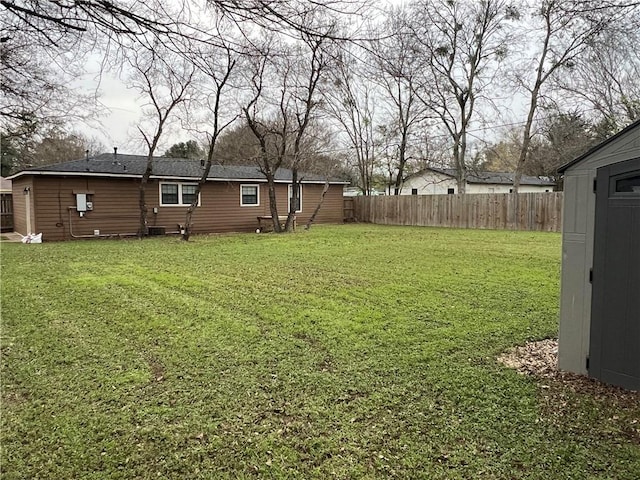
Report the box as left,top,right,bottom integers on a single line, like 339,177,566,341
24,187,32,234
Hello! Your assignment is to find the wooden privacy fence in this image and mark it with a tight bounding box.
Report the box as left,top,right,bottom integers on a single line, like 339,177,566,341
1,193,13,233
350,192,563,232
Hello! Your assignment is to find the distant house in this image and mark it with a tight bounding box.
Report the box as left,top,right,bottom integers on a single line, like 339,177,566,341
400,167,555,195
7,153,347,241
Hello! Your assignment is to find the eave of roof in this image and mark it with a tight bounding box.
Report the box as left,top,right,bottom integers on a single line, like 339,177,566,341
7,153,349,184
8,170,348,184
558,118,640,173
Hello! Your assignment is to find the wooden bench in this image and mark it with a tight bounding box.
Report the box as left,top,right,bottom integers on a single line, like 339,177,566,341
256,215,296,232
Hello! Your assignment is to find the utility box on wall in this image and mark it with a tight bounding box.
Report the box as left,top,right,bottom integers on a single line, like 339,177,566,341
558,119,640,391
76,193,87,212
75,193,94,213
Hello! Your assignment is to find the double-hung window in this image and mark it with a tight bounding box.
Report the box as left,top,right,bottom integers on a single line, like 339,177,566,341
240,184,259,206
160,183,200,206
181,185,198,205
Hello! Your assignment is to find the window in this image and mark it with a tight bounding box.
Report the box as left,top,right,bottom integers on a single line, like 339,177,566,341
411,188,418,195
161,184,179,205
447,188,455,195
160,183,200,206
240,184,259,206
288,184,302,213
182,184,198,205
614,173,640,194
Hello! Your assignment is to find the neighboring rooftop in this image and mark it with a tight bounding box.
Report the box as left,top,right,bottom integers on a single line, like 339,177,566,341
8,153,346,184
407,166,556,186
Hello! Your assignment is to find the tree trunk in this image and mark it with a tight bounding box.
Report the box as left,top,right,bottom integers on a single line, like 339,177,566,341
138,156,153,237
305,179,330,230
267,175,281,232
286,169,299,232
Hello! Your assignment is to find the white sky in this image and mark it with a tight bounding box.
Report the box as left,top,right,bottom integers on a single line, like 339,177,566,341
78,62,149,154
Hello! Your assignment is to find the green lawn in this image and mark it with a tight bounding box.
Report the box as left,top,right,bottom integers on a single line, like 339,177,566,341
1,225,638,479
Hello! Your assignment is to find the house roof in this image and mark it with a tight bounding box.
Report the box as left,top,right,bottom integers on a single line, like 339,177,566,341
558,118,640,173
7,153,348,184
407,166,555,186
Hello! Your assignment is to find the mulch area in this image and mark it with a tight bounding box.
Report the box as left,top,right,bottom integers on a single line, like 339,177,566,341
499,339,640,446
498,338,640,409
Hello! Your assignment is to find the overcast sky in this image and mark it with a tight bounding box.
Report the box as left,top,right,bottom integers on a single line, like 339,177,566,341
78,59,150,155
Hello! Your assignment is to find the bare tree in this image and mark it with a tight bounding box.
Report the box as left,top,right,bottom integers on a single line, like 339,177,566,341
1,0,365,154
1,0,365,44
323,44,380,196
510,0,634,192
181,34,239,241
242,29,334,233
0,24,98,138
553,13,640,132
126,40,196,237
409,0,513,193
0,1,189,135
369,6,427,194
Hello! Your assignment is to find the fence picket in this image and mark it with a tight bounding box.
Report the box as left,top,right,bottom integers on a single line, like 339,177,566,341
349,192,563,232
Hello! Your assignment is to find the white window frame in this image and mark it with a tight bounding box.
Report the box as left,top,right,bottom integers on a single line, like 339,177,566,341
288,183,303,213
159,182,201,207
240,184,260,207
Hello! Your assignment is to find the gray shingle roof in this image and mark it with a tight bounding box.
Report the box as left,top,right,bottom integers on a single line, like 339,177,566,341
14,153,344,183
409,166,555,186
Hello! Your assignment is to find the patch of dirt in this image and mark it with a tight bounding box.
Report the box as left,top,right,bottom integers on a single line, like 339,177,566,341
498,338,640,405
498,338,559,378
146,355,165,382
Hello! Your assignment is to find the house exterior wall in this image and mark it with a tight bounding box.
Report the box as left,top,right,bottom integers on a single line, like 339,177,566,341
559,125,640,375
18,175,344,241
401,172,457,194
11,177,34,235
466,183,551,194
400,171,552,195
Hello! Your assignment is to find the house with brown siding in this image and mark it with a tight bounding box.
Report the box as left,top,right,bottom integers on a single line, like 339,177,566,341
8,153,347,241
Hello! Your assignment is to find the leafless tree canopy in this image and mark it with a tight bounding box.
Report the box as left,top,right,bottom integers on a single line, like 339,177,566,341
2,0,639,198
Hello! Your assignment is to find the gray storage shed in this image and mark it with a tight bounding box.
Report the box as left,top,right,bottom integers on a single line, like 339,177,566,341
558,119,640,390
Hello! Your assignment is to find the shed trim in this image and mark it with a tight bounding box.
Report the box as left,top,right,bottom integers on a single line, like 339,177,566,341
558,118,640,173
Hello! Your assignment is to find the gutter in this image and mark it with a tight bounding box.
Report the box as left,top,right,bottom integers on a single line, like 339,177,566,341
8,170,349,185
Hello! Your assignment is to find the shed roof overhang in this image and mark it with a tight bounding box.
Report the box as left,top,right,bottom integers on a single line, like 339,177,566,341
558,118,640,174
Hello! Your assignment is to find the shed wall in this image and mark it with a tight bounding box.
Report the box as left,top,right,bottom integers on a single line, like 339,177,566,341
559,125,640,375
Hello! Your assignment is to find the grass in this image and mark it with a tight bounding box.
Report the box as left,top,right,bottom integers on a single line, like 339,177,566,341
1,224,638,479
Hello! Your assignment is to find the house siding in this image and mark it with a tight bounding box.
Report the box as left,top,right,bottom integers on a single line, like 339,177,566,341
20,176,343,241
401,171,457,195
11,177,34,235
